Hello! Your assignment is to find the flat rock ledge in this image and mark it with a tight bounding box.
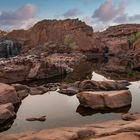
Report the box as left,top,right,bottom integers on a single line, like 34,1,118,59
77,90,132,109
1,118,140,140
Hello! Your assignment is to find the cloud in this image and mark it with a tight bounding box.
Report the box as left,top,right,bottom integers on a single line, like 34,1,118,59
91,0,140,31
92,0,126,22
0,4,37,30
62,8,82,18
82,16,93,26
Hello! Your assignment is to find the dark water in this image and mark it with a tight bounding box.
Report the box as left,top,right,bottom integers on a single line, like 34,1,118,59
3,58,140,133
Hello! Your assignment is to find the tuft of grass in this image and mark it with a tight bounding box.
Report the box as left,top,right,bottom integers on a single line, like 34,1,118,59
128,31,140,48
64,35,79,50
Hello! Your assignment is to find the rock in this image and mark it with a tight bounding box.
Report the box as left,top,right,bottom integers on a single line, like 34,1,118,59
58,86,79,96
58,80,129,96
7,19,101,54
26,116,46,122
0,83,20,105
29,86,48,95
44,82,60,91
0,103,15,125
0,55,72,83
12,84,29,100
77,90,132,109
2,119,140,140
122,112,140,121
100,24,140,57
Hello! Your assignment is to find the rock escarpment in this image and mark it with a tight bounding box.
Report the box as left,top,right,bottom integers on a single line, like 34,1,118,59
7,19,101,54
100,24,140,56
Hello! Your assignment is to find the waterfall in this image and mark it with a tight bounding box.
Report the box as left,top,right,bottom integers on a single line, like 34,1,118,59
0,40,22,58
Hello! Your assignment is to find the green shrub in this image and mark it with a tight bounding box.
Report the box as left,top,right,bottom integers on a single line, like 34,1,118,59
64,35,78,50
128,31,140,48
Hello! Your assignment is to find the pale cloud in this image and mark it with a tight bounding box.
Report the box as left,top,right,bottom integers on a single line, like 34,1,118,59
62,8,82,18
91,0,140,30
0,4,37,30
92,0,126,22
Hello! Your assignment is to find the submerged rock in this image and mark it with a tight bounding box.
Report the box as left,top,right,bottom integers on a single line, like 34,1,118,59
77,90,132,109
26,116,46,122
122,112,140,121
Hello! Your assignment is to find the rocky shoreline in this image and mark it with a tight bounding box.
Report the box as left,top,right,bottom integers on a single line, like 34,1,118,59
1,114,140,140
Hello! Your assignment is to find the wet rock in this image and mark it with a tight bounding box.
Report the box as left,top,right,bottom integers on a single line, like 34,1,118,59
29,86,49,95
0,40,22,58
58,85,79,96
44,83,60,91
12,84,29,100
122,112,140,121
77,90,132,109
58,80,129,96
26,116,46,122
0,83,20,105
0,103,15,125
2,118,140,140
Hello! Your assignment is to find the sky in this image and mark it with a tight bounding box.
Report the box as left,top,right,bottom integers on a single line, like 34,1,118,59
0,0,140,31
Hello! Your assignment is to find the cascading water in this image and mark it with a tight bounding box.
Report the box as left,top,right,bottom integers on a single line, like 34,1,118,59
0,40,22,58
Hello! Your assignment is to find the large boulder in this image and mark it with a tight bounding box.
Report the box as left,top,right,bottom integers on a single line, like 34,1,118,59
77,90,132,109
0,83,20,105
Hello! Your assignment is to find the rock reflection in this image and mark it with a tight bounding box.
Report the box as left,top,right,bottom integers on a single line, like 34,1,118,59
0,103,21,133
76,105,131,116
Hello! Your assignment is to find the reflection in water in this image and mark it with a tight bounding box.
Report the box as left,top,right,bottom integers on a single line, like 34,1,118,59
76,105,131,116
2,58,140,134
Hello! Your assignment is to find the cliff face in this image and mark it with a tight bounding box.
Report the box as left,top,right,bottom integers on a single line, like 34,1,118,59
100,24,140,56
7,19,101,53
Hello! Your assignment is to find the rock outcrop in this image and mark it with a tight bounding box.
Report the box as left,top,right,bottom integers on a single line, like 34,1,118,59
59,80,129,96
0,55,73,83
7,19,101,54
100,24,140,56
